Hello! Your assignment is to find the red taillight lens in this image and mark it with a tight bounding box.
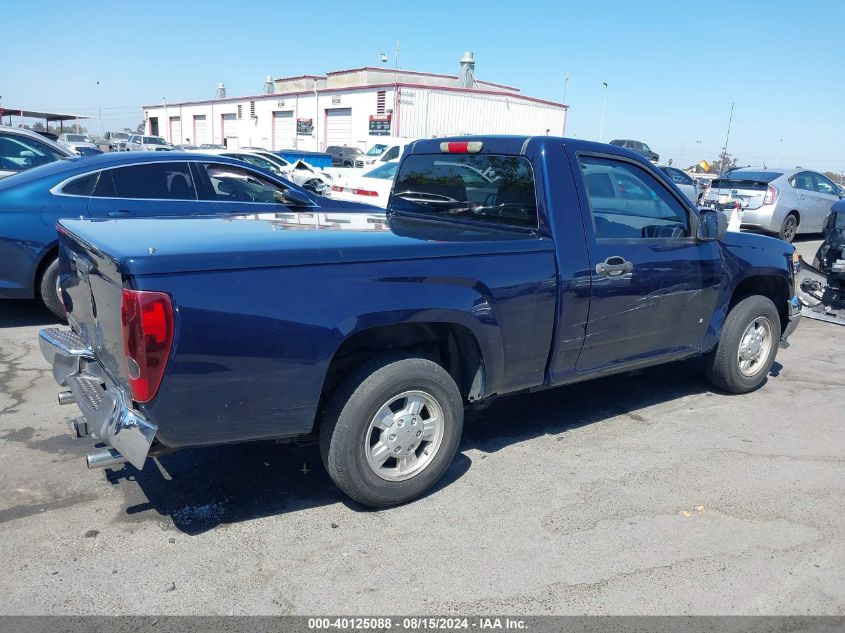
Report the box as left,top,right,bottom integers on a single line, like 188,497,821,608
439,141,483,153
121,289,174,403
331,185,343,192
764,185,778,205
352,188,378,197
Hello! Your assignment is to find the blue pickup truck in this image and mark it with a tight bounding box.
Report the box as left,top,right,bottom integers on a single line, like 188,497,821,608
39,136,801,508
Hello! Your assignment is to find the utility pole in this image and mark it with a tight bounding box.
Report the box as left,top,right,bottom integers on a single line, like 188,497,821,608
96,81,102,137
562,73,570,137
718,102,735,179
598,82,608,143
775,138,783,168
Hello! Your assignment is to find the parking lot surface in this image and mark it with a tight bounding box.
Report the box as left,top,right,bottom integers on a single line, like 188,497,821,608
1,238,842,615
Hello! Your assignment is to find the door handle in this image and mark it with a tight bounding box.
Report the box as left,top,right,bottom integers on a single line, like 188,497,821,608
596,256,633,276
107,210,131,217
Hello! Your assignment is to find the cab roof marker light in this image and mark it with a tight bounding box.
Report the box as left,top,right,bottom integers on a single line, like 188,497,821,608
440,141,483,154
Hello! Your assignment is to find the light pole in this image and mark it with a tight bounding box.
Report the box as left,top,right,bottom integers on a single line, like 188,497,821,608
162,97,167,142
96,81,102,137
598,82,608,143
562,73,570,137
775,138,783,168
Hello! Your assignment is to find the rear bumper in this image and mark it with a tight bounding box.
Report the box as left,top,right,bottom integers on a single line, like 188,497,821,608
780,296,802,348
38,327,157,469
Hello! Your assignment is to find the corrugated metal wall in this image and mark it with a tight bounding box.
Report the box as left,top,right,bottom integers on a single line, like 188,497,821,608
398,89,566,138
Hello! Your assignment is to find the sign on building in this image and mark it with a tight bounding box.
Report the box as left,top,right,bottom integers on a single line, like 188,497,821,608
369,114,392,136
296,118,314,136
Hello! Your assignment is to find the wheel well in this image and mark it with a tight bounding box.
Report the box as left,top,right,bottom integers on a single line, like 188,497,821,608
34,246,59,293
317,322,485,423
730,275,790,332
786,210,800,225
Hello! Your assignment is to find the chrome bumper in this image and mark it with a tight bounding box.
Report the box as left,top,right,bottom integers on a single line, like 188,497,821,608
38,328,157,469
780,296,802,348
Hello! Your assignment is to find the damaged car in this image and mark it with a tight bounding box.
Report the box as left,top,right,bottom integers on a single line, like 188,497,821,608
795,200,845,325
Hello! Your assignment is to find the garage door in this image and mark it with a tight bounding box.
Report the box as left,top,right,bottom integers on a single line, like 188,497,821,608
221,113,238,148
273,111,295,150
325,108,352,148
193,115,208,144
169,117,181,144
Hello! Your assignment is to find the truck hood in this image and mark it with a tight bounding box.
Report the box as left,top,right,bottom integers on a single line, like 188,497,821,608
59,212,550,276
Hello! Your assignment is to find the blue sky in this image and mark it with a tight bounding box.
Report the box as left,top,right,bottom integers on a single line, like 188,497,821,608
3,0,843,172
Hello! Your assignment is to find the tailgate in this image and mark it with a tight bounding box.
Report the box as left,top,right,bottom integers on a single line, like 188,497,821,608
705,178,769,210
58,226,129,390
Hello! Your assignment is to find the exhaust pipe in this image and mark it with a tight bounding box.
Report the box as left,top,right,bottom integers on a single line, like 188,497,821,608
58,391,75,405
86,448,128,470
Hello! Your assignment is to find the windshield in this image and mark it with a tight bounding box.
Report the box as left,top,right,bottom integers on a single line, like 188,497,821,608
143,136,167,145
66,134,88,142
392,154,538,229
364,162,399,180
365,144,389,156
112,133,129,140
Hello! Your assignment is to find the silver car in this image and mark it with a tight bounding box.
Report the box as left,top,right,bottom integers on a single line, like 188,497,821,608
126,134,173,151
658,165,700,204
703,168,842,242
0,126,74,179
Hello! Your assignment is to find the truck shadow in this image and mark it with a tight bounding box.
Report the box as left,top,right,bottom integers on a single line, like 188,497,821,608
109,356,771,535
0,299,60,328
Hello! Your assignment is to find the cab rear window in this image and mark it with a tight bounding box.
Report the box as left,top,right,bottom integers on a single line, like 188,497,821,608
391,154,538,229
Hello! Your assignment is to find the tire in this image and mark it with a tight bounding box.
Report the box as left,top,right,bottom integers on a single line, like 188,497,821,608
778,213,799,242
705,295,780,394
319,355,464,508
38,257,66,320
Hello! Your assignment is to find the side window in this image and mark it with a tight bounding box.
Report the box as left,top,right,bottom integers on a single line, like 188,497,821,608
667,168,693,185
60,172,99,196
579,155,689,239
812,173,838,196
103,162,196,199
202,163,288,204
0,134,65,171
789,172,814,192
382,145,401,161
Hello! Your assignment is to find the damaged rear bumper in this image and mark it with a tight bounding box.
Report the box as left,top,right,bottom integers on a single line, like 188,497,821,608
38,327,157,469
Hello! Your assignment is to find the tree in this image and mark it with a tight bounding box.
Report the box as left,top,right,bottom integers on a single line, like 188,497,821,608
709,151,739,175
136,122,145,134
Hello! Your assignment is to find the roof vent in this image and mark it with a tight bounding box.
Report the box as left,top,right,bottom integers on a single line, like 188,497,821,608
458,51,476,88
263,76,274,95
215,82,226,99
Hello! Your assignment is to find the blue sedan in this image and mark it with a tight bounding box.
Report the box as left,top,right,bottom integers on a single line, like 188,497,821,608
0,151,378,318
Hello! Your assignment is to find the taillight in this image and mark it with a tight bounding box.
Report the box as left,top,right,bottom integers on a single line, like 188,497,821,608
121,289,174,403
352,188,379,197
439,141,483,153
331,185,343,192
764,185,778,205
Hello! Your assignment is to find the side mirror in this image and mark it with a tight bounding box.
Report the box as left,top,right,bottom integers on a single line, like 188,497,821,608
275,188,313,207
697,208,727,241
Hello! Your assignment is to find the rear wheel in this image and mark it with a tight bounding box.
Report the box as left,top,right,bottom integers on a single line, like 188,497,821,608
705,295,780,393
778,213,799,242
38,257,65,320
319,355,464,508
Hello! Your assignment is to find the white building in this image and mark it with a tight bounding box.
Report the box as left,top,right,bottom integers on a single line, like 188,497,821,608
142,54,568,152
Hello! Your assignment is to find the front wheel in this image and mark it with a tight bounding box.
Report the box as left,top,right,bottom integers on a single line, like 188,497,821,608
319,355,464,508
705,295,780,393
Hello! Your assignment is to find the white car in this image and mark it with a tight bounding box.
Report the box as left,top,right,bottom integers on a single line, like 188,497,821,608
0,126,74,179
657,165,701,205
194,148,333,195
354,138,413,168
331,161,399,207
57,133,98,154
